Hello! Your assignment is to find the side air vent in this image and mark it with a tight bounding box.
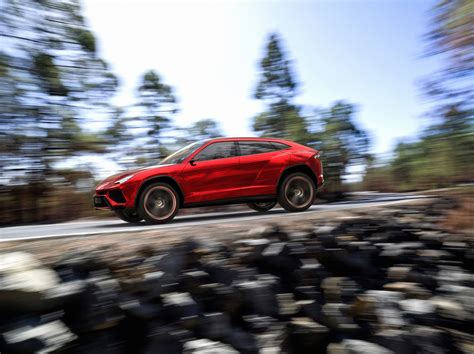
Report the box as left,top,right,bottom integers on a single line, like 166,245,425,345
108,190,126,203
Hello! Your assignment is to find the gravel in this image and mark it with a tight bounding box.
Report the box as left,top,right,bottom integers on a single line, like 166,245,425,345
0,198,472,353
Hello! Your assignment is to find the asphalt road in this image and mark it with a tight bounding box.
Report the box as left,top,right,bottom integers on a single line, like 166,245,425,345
0,192,429,242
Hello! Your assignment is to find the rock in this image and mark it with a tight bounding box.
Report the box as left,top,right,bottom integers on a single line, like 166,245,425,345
399,299,436,326
255,323,286,353
373,329,415,354
321,303,360,335
64,276,123,333
146,325,192,354
0,252,84,313
195,283,242,316
297,300,322,322
294,285,322,301
223,327,259,353
409,326,457,354
276,293,299,317
162,292,200,323
260,224,289,242
0,252,42,273
383,282,431,299
387,266,411,282
285,317,329,354
0,206,469,354
417,231,444,249
353,291,405,328
53,251,108,281
0,253,59,292
202,260,239,286
198,312,232,339
119,299,161,354
430,296,471,322
328,339,394,354
295,258,329,288
141,270,166,298
321,277,359,303
437,266,473,287
235,280,279,317
242,315,276,333
183,338,238,353
180,270,211,294
1,320,76,354
399,299,435,315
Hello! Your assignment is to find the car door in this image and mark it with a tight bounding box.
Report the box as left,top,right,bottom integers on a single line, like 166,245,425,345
238,141,291,197
180,141,240,204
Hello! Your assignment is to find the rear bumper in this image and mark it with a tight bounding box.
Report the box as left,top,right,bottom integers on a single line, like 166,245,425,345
318,174,324,186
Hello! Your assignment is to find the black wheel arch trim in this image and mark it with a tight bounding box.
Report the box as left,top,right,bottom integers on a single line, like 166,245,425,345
276,164,318,193
134,175,185,209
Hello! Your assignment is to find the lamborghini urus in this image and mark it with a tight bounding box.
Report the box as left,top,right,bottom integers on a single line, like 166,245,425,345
94,137,324,224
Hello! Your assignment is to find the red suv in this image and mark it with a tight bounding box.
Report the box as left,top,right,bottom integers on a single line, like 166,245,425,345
94,137,323,224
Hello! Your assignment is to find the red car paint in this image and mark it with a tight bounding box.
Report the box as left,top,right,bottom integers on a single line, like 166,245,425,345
93,137,323,211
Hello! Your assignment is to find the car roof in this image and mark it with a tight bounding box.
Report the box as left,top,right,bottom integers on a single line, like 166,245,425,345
207,137,294,144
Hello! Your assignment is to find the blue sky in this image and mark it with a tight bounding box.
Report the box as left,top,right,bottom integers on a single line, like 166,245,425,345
83,0,439,157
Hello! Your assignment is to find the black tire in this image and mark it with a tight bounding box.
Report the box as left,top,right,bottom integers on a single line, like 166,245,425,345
247,201,277,212
115,209,142,223
137,182,179,224
278,172,316,212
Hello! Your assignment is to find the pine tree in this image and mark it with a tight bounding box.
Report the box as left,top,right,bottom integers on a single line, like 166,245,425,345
134,70,178,162
0,0,118,221
252,33,309,142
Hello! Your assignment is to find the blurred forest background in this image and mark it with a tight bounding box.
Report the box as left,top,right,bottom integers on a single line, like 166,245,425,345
0,0,472,225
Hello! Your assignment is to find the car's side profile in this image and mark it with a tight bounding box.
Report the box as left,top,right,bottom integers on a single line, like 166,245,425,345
94,137,324,224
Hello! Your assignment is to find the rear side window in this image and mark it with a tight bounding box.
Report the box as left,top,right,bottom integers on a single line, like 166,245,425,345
271,142,290,150
194,142,237,161
238,141,284,156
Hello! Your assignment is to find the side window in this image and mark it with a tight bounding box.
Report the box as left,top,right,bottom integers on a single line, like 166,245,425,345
239,142,277,156
271,142,290,150
194,142,237,161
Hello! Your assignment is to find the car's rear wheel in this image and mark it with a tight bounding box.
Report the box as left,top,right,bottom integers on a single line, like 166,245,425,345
278,172,316,212
115,209,142,223
138,183,179,224
247,201,277,212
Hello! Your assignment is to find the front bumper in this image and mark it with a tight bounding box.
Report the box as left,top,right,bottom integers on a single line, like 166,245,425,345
93,188,128,210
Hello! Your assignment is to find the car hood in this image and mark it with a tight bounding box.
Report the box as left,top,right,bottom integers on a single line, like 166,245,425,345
96,164,176,189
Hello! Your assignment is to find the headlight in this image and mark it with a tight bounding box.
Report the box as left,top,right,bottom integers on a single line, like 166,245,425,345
114,174,134,184
314,151,321,159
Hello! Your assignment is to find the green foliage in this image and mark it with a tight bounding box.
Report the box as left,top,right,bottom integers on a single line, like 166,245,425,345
0,0,117,223
189,119,222,140
75,29,96,53
133,70,179,161
364,0,474,192
252,33,310,143
34,53,69,96
252,34,370,193
311,102,370,191
172,119,223,149
423,0,473,110
364,105,473,191
254,33,297,104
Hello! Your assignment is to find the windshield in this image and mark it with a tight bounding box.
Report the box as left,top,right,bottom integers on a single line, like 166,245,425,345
159,141,205,165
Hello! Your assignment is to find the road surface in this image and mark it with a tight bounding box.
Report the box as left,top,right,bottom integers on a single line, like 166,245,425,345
0,192,429,242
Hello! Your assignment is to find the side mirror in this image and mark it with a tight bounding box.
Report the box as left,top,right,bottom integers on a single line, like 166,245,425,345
189,159,196,166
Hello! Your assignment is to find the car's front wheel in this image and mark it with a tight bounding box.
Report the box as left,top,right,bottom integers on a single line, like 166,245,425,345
115,209,142,223
247,201,277,212
278,172,316,212
137,183,179,224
